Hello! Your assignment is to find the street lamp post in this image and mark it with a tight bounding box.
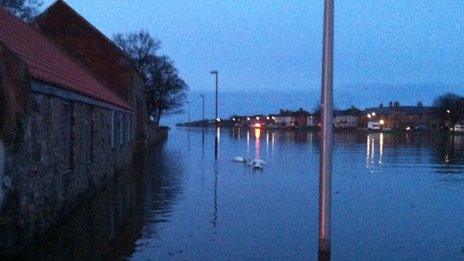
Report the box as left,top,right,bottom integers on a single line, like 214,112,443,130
200,94,205,122
319,0,334,260
210,70,219,126
186,101,191,123
210,70,219,160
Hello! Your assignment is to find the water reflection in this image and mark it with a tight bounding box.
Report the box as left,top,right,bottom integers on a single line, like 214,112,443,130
8,146,183,260
8,129,464,260
254,128,261,159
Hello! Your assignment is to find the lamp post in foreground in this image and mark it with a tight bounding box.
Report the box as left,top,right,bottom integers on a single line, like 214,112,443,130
319,0,334,260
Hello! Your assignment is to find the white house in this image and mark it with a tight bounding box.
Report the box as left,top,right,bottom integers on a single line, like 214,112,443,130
274,114,293,127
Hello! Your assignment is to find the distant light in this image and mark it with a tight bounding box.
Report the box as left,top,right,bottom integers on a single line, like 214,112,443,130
272,116,276,120
253,123,262,128
247,117,250,121
371,112,376,117
447,110,451,114
216,118,221,122
406,126,411,131
256,116,260,120
266,116,270,120
232,118,236,121
379,119,385,125
367,114,372,119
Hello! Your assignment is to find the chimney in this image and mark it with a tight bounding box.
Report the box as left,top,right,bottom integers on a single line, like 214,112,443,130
389,101,393,108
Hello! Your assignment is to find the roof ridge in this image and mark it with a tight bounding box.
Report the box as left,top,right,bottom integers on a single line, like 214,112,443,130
36,0,142,78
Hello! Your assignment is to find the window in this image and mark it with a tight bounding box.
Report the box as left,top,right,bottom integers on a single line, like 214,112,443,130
122,113,127,145
128,114,133,142
63,102,74,170
119,112,123,146
85,107,94,162
111,110,115,148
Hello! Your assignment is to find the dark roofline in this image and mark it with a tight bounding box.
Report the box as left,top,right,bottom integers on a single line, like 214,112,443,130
36,0,143,80
365,106,438,110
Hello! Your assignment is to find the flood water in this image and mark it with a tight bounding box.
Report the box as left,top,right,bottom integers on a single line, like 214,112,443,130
15,128,464,260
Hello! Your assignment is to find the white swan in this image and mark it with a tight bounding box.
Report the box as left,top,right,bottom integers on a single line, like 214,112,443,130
232,156,247,163
248,159,267,166
250,162,264,170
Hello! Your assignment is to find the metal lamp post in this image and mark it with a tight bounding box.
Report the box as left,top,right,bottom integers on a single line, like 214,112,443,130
210,70,219,159
210,70,219,126
319,0,334,260
186,101,191,123
200,94,205,122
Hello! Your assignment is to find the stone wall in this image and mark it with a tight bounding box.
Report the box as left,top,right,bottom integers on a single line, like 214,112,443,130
0,81,134,254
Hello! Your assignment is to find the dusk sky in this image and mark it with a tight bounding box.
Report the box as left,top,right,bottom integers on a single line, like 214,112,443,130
41,1,464,121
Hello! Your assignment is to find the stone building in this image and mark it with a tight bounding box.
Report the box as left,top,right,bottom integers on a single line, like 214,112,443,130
34,0,158,147
0,4,160,254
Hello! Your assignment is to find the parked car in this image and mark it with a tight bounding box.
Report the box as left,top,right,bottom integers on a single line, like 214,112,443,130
367,121,381,130
454,124,464,133
414,124,429,131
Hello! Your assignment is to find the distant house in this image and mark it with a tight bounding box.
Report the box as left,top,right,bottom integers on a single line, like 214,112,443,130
292,108,312,127
273,109,313,128
334,107,361,129
274,110,294,127
361,101,440,130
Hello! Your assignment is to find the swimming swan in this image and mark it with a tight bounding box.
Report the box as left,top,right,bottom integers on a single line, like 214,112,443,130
232,156,247,163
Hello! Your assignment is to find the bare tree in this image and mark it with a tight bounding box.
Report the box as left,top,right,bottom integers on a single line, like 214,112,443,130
146,55,188,125
114,31,188,126
0,0,42,22
113,31,160,82
434,93,464,127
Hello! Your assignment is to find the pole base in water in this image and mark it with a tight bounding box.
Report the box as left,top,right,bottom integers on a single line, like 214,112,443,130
318,250,331,261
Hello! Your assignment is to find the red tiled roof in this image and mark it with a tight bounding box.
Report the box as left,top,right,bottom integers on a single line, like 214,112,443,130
0,7,131,110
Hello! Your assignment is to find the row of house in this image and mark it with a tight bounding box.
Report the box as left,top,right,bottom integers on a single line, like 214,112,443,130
334,102,444,131
0,1,161,254
231,109,315,128
228,101,451,131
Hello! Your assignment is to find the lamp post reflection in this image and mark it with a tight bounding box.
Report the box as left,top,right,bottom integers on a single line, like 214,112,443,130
212,163,218,230
214,127,221,160
201,130,205,155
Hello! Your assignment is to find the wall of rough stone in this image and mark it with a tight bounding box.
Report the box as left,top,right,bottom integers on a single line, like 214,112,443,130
0,140,4,210
0,82,134,254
